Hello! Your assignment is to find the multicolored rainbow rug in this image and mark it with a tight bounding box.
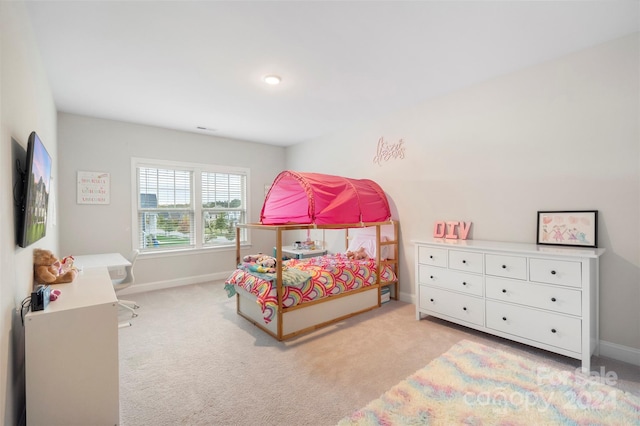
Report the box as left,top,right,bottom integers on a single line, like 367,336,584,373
338,340,640,425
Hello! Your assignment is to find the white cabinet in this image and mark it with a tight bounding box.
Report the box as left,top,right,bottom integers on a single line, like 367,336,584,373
25,267,119,426
415,239,605,372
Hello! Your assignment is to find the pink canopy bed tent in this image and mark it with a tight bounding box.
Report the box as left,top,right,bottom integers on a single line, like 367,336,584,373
260,170,391,225
226,170,399,341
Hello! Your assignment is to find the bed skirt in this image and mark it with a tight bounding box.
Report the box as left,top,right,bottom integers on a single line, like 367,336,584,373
235,284,380,340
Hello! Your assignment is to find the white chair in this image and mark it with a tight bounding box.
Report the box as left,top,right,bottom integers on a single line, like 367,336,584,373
113,250,140,327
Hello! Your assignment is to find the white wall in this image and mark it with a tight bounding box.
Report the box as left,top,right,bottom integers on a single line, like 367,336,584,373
1,1,58,424
57,113,286,292
286,35,640,355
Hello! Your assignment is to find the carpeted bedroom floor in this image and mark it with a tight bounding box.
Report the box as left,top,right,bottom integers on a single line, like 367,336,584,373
118,282,640,426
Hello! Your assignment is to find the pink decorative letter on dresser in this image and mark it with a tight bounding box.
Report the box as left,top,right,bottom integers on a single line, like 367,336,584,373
433,222,446,238
458,222,471,239
446,221,459,239
433,221,472,240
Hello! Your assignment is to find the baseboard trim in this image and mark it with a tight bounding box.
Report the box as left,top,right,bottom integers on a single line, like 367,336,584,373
401,293,416,306
117,271,233,295
599,339,640,366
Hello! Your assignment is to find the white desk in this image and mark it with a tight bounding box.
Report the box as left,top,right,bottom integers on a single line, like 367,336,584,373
25,267,119,425
74,252,131,281
74,252,131,270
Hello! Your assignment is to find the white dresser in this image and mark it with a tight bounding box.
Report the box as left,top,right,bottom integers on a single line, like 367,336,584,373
415,239,605,372
25,267,120,425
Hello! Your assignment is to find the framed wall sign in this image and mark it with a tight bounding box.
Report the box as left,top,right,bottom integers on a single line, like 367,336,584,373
536,210,598,248
77,171,110,205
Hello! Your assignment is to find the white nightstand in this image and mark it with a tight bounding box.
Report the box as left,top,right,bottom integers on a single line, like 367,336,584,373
275,246,328,259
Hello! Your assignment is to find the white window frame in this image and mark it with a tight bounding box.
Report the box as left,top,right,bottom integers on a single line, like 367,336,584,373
131,158,250,255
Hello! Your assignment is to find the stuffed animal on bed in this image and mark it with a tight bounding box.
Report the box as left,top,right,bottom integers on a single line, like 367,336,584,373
243,254,278,273
346,247,368,260
251,255,277,273
243,253,263,263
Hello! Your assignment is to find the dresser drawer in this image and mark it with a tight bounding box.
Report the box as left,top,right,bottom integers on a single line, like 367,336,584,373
419,265,483,296
485,277,581,316
448,250,483,274
485,254,527,280
529,258,582,288
486,300,581,353
418,246,447,267
420,286,484,326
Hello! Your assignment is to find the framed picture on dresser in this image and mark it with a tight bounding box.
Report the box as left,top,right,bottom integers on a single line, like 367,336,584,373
536,210,598,248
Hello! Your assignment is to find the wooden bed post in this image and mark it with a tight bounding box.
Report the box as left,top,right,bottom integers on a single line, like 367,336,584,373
275,227,284,340
235,226,241,266
391,220,399,300
375,224,382,306
235,225,241,314
345,228,350,251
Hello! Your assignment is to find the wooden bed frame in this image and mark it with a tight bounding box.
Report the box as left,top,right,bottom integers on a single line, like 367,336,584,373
233,220,399,341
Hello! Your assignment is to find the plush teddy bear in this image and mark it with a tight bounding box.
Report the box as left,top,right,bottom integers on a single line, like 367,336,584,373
346,247,369,260
33,248,78,284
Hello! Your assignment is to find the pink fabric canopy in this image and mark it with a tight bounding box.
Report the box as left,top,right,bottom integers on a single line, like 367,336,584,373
260,171,391,225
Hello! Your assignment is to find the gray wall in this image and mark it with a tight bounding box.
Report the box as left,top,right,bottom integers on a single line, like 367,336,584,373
57,113,286,291
1,2,59,424
286,34,640,357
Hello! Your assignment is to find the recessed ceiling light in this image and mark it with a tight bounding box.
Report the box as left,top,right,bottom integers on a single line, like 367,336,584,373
263,75,281,85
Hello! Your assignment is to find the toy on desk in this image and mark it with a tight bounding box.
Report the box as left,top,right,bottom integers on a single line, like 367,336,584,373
33,248,78,284
50,289,61,301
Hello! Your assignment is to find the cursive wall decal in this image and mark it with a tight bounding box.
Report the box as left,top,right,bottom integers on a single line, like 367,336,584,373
373,137,405,166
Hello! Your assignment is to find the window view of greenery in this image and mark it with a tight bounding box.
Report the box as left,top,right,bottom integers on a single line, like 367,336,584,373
137,165,247,251
141,211,194,249
138,167,194,250
201,172,245,246
203,210,243,244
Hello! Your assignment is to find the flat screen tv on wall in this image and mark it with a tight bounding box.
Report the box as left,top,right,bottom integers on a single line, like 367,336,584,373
18,131,52,248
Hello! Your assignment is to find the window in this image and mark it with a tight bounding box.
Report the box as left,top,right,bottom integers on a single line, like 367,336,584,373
133,158,248,252
201,172,246,246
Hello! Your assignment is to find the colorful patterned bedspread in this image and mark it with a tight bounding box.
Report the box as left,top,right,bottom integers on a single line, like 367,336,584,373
224,253,396,323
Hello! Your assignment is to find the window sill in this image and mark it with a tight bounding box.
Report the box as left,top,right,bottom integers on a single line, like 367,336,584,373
138,244,252,260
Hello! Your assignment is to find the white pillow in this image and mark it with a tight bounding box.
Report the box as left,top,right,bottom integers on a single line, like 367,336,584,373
347,234,390,259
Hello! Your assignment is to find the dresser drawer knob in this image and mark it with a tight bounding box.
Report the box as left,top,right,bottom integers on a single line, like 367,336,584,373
463,307,467,311
551,270,557,275
430,275,434,279
501,265,507,269
462,260,467,264
429,255,433,259
551,328,557,334
551,297,557,302
430,298,434,302
462,282,467,286
502,316,507,321
502,289,507,293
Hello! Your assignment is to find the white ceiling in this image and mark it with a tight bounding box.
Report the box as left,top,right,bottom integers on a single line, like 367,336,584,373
25,1,639,147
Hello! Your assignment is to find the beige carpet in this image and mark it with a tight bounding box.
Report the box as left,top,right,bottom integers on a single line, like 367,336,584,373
118,282,640,426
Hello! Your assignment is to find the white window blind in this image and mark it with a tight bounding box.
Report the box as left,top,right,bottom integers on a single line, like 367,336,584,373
202,172,246,246
133,159,248,253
